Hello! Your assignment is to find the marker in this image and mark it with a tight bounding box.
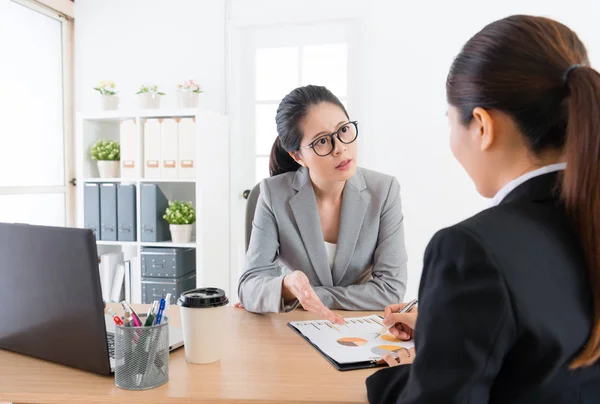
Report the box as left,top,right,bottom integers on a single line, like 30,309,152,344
155,298,166,325
107,308,123,326
144,301,158,327
121,301,142,327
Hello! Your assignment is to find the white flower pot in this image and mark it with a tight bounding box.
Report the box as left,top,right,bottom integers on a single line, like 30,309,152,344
97,160,119,178
170,224,193,243
139,93,162,109
177,91,200,108
101,95,119,111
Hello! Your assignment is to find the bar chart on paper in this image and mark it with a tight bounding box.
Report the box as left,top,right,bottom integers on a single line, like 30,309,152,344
289,315,415,365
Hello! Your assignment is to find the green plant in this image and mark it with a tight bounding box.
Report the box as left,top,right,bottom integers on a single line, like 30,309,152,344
136,84,165,95
93,80,117,96
163,201,196,225
90,140,120,161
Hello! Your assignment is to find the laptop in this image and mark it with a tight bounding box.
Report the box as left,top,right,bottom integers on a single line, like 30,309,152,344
0,222,184,375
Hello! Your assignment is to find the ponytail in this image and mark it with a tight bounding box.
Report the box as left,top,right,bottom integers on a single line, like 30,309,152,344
269,137,300,177
563,66,600,369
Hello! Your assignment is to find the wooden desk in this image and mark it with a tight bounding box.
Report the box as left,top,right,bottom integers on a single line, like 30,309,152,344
0,306,380,403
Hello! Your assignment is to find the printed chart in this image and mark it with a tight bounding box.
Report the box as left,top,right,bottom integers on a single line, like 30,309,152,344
290,315,415,365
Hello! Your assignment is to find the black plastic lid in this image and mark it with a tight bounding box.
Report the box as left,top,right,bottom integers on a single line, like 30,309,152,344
177,288,229,308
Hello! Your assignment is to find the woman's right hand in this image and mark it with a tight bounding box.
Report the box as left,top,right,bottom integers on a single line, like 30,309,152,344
383,302,418,340
282,271,345,325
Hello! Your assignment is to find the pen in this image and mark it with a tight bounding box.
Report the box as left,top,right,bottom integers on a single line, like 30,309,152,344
107,308,124,326
375,299,418,338
121,301,142,327
144,301,159,327
155,298,166,325
123,310,132,327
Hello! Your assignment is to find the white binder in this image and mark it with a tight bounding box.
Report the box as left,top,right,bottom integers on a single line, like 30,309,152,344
161,118,179,179
120,119,137,179
144,118,161,178
178,118,196,179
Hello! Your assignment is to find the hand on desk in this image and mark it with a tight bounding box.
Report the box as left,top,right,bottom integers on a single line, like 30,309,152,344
234,302,245,309
283,271,345,325
383,302,418,341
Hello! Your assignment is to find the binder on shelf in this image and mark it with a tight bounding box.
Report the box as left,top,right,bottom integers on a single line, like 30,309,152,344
130,256,142,304
161,118,178,179
144,118,161,178
117,184,136,242
124,260,132,303
99,251,123,302
100,183,118,241
83,183,101,240
178,118,196,179
110,263,125,302
120,119,137,179
140,183,170,242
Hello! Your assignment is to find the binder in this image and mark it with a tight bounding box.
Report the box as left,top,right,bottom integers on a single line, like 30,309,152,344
117,184,136,241
100,183,118,241
120,119,137,179
140,183,170,242
161,119,178,179
124,260,132,303
144,119,161,178
178,118,196,179
83,183,101,240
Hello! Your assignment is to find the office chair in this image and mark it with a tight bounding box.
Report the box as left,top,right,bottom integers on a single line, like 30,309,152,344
244,183,261,252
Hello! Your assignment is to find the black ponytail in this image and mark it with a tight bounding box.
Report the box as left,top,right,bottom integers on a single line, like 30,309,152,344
269,137,301,177
269,85,348,177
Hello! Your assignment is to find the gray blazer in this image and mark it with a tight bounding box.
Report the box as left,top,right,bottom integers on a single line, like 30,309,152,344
238,166,408,313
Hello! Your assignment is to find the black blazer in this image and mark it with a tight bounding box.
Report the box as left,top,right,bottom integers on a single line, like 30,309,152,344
366,172,600,404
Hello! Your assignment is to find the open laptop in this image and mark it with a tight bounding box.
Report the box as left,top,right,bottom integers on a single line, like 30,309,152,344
0,222,183,375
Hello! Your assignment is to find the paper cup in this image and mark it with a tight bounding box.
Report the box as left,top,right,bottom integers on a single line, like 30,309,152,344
177,288,228,364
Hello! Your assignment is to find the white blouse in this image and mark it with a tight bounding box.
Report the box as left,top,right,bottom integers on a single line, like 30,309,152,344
324,241,337,269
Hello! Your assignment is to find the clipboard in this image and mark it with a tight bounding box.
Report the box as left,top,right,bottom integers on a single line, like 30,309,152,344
288,322,385,371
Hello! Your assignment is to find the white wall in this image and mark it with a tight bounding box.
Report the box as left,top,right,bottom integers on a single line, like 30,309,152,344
362,0,600,299
74,0,226,113
75,0,600,301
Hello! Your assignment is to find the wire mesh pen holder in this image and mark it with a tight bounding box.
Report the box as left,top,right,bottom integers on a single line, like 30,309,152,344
114,315,169,390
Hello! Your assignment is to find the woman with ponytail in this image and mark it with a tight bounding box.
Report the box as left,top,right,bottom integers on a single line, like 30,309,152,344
238,85,408,321
367,15,600,403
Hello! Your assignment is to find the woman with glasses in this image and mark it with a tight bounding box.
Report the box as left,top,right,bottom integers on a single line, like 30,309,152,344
238,85,408,322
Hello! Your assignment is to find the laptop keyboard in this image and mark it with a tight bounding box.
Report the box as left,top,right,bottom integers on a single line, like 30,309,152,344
107,333,115,359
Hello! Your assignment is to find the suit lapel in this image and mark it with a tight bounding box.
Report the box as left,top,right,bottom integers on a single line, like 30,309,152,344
332,169,368,285
289,168,333,287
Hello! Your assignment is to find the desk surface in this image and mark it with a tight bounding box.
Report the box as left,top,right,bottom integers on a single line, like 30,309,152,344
0,305,381,404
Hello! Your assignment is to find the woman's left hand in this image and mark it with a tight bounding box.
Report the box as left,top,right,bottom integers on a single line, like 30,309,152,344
382,347,416,367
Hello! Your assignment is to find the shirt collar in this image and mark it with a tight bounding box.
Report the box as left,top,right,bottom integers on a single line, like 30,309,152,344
491,163,566,206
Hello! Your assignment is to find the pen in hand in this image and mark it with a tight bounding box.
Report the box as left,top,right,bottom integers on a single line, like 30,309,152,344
375,299,418,338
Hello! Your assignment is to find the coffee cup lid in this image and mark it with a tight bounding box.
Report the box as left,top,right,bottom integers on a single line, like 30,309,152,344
177,288,229,308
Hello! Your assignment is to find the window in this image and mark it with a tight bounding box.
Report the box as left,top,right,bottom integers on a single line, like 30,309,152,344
0,0,74,226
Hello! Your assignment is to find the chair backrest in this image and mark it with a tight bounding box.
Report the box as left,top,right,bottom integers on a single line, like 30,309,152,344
245,183,262,252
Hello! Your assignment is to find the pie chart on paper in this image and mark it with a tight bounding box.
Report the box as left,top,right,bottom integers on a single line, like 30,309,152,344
371,345,403,357
337,337,368,347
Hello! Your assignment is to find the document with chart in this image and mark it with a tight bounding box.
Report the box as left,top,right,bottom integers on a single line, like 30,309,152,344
288,315,415,371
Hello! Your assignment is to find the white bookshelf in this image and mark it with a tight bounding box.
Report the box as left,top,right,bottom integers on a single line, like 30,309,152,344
76,108,230,298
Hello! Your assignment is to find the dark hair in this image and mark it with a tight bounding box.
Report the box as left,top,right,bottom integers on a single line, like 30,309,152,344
269,85,348,177
447,15,600,368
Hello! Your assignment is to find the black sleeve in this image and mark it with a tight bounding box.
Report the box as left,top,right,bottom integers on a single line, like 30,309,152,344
366,225,516,404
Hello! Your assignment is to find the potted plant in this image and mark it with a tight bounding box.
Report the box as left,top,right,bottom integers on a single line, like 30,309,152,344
90,139,120,178
93,80,119,111
176,80,203,108
136,84,165,109
163,201,196,243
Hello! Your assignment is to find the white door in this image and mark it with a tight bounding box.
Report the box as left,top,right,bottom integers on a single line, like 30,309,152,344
0,0,74,226
228,19,362,298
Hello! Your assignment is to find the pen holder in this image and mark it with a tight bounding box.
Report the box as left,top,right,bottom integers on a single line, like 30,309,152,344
114,314,169,390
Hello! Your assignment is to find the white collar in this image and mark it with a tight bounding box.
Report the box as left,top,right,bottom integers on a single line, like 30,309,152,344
491,163,566,206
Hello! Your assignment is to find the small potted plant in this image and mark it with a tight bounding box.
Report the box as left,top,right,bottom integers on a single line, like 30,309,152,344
176,80,203,108
163,201,196,243
90,139,120,178
136,84,165,109
93,80,119,111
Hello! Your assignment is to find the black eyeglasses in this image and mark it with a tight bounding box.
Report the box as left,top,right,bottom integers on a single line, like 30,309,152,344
300,121,359,157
